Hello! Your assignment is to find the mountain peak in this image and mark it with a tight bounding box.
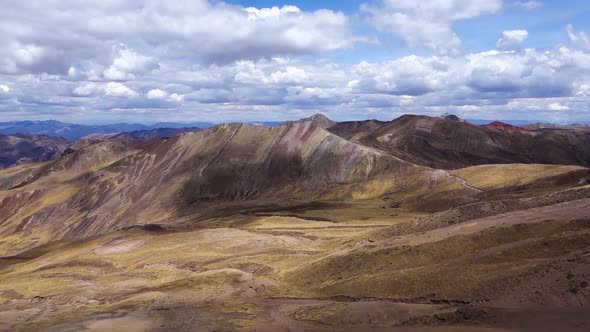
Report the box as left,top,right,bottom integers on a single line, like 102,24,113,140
439,113,464,122
296,113,336,128
484,121,530,133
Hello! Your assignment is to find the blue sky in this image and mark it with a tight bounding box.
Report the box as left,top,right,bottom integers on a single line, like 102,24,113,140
227,0,590,59
0,0,590,124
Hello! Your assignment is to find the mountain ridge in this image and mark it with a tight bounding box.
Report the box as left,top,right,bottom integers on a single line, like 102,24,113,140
1,114,590,331
0,133,69,169
328,114,590,169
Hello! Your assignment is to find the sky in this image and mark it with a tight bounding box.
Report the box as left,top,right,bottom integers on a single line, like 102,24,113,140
1,0,590,124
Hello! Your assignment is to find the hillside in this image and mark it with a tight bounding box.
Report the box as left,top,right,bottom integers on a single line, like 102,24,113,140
0,134,69,169
329,115,590,169
484,121,530,133
0,120,214,140
111,127,203,140
1,117,590,331
0,120,475,256
524,123,590,132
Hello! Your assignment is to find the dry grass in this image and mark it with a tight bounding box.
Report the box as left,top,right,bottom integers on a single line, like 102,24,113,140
452,164,587,191
1,162,590,330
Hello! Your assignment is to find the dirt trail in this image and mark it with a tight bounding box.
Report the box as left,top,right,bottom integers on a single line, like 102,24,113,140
386,197,590,247
92,239,145,256
438,170,484,193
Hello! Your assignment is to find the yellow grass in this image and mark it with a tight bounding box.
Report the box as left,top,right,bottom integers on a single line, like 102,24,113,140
452,163,587,190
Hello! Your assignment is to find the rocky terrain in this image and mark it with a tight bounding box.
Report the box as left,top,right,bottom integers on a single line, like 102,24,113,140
329,115,590,169
0,134,69,169
0,114,589,331
111,127,203,140
483,121,531,133
0,120,214,140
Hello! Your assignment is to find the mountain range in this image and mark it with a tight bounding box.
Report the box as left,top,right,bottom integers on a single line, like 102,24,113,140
0,113,589,331
0,134,69,169
329,115,590,169
0,120,216,140
0,120,293,141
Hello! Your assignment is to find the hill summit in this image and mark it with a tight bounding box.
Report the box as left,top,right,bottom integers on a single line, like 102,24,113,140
295,113,336,128
439,112,464,122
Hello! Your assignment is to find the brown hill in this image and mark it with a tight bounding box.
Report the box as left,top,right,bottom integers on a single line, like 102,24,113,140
484,120,530,133
0,121,474,255
111,127,203,140
0,134,69,169
2,118,590,331
329,114,590,169
292,113,336,128
525,122,590,132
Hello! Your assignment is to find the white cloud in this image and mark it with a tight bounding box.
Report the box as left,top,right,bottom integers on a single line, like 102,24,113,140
547,102,570,111
496,30,529,49
168,93,184,102
6,43,589,123
67,66,78,78
0,84,9,93
73,82,137,97
104,82,137,97
362,0,502,56
270,67,309,84
147,89,168,99
103,45,157,81
285,86,344,105
72,83,100,97
351,56,450,96
0,1,358,75
567,24,590,50
1,3,590,124
512,1,543,9
577,84,590,97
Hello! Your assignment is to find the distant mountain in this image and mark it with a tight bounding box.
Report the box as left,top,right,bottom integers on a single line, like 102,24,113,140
148,122,216,129
483,121,530,133
0,133,69,169
0,123,206,168
0,121,145,140
292,114,336,128
524,122,590,132
111,127,204,140
0,119,465,247
466,119,536,126
329,114,590,169
439,113,465,122
0,120,215,140
245,121,285,127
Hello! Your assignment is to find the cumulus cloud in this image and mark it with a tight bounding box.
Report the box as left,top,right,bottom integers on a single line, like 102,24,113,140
168,93,184,102
512,1,543,9
351,56,450,96
0,84,11,101
0,1,589,124
11,42,573,122
72,83,99,97
147,89,168,100
547,102,570,111
73,82,138,97
362,0,502,56
567,24,590,50
496,30,529,49
578,85,590,97
103,45,158,81
269,67,310,85
146,89,183,102
349,46,584,104
0,0,358,75
104,82,138,97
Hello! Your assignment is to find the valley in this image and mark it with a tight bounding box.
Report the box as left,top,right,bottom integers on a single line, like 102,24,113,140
0,115,589,331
